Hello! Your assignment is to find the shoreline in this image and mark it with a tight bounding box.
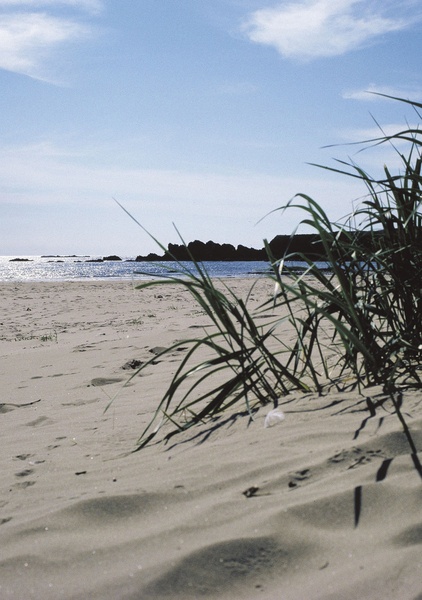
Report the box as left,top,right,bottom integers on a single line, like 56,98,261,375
0,280,421,599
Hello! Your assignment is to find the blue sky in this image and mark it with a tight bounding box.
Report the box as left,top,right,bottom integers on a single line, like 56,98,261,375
1,0,422,256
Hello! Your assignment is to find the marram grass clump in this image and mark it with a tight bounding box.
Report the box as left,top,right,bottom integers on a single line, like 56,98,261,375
116,96,422,458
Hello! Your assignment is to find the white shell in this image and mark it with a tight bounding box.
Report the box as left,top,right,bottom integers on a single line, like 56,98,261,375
264,408,285,428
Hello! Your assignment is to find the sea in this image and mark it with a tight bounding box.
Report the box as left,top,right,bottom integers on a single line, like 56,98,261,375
0,256,274,282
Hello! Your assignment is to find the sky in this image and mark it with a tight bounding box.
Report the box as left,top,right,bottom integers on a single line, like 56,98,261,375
1,0,422,256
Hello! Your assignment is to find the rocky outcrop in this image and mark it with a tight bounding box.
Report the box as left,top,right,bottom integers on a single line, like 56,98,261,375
267,234,325,260
161,240,266,261
9,258,33,262
133,232,357,262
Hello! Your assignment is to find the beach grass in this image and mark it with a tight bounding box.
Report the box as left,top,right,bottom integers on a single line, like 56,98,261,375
116,96,422,463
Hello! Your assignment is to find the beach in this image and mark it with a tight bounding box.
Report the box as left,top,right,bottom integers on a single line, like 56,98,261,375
0,279,421,599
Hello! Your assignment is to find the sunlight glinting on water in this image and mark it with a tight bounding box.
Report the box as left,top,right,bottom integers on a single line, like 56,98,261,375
0,257,272,282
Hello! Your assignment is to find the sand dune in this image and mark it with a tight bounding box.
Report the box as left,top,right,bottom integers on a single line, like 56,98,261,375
0,281,421,599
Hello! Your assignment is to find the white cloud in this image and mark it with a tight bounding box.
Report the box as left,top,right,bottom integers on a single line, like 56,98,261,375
347,123,420,140
343,84,422,102
0,0,101,80
0,13,90,76
0,140,363,221
243,0,421,60
2,140,388,253
330,120,422,177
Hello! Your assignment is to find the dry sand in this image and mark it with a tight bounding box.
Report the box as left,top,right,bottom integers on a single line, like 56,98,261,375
0,279,421,600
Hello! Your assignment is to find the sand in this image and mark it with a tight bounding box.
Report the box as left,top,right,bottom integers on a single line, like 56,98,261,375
0,279,421,600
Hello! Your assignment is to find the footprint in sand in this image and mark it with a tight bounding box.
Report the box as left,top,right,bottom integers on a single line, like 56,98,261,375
90,377,124,386
148,346,168,363
1,399,41,414
62,398,99,407
25,416,52,427
328,447,385,470
12,481,36,489
73,344,95,353
288,468,311,488
14,453,33,461
121,359,143,370
15,469,34,478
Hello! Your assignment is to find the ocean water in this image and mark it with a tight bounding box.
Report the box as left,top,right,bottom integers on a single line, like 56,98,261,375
0,256,273,282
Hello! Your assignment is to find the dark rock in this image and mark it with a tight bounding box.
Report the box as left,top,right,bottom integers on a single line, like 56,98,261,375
135,253,162,262
268,234,325,260
132,231,362,264
236,245,267,261
9,258,32,262
166,243,190,261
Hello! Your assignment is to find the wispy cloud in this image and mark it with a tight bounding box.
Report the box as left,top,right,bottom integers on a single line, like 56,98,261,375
334,120,421,174
343,83,422,102
0,0,102,81
0,139,363,216
0,138,373,253
341,123,420,143
243,0,421,60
